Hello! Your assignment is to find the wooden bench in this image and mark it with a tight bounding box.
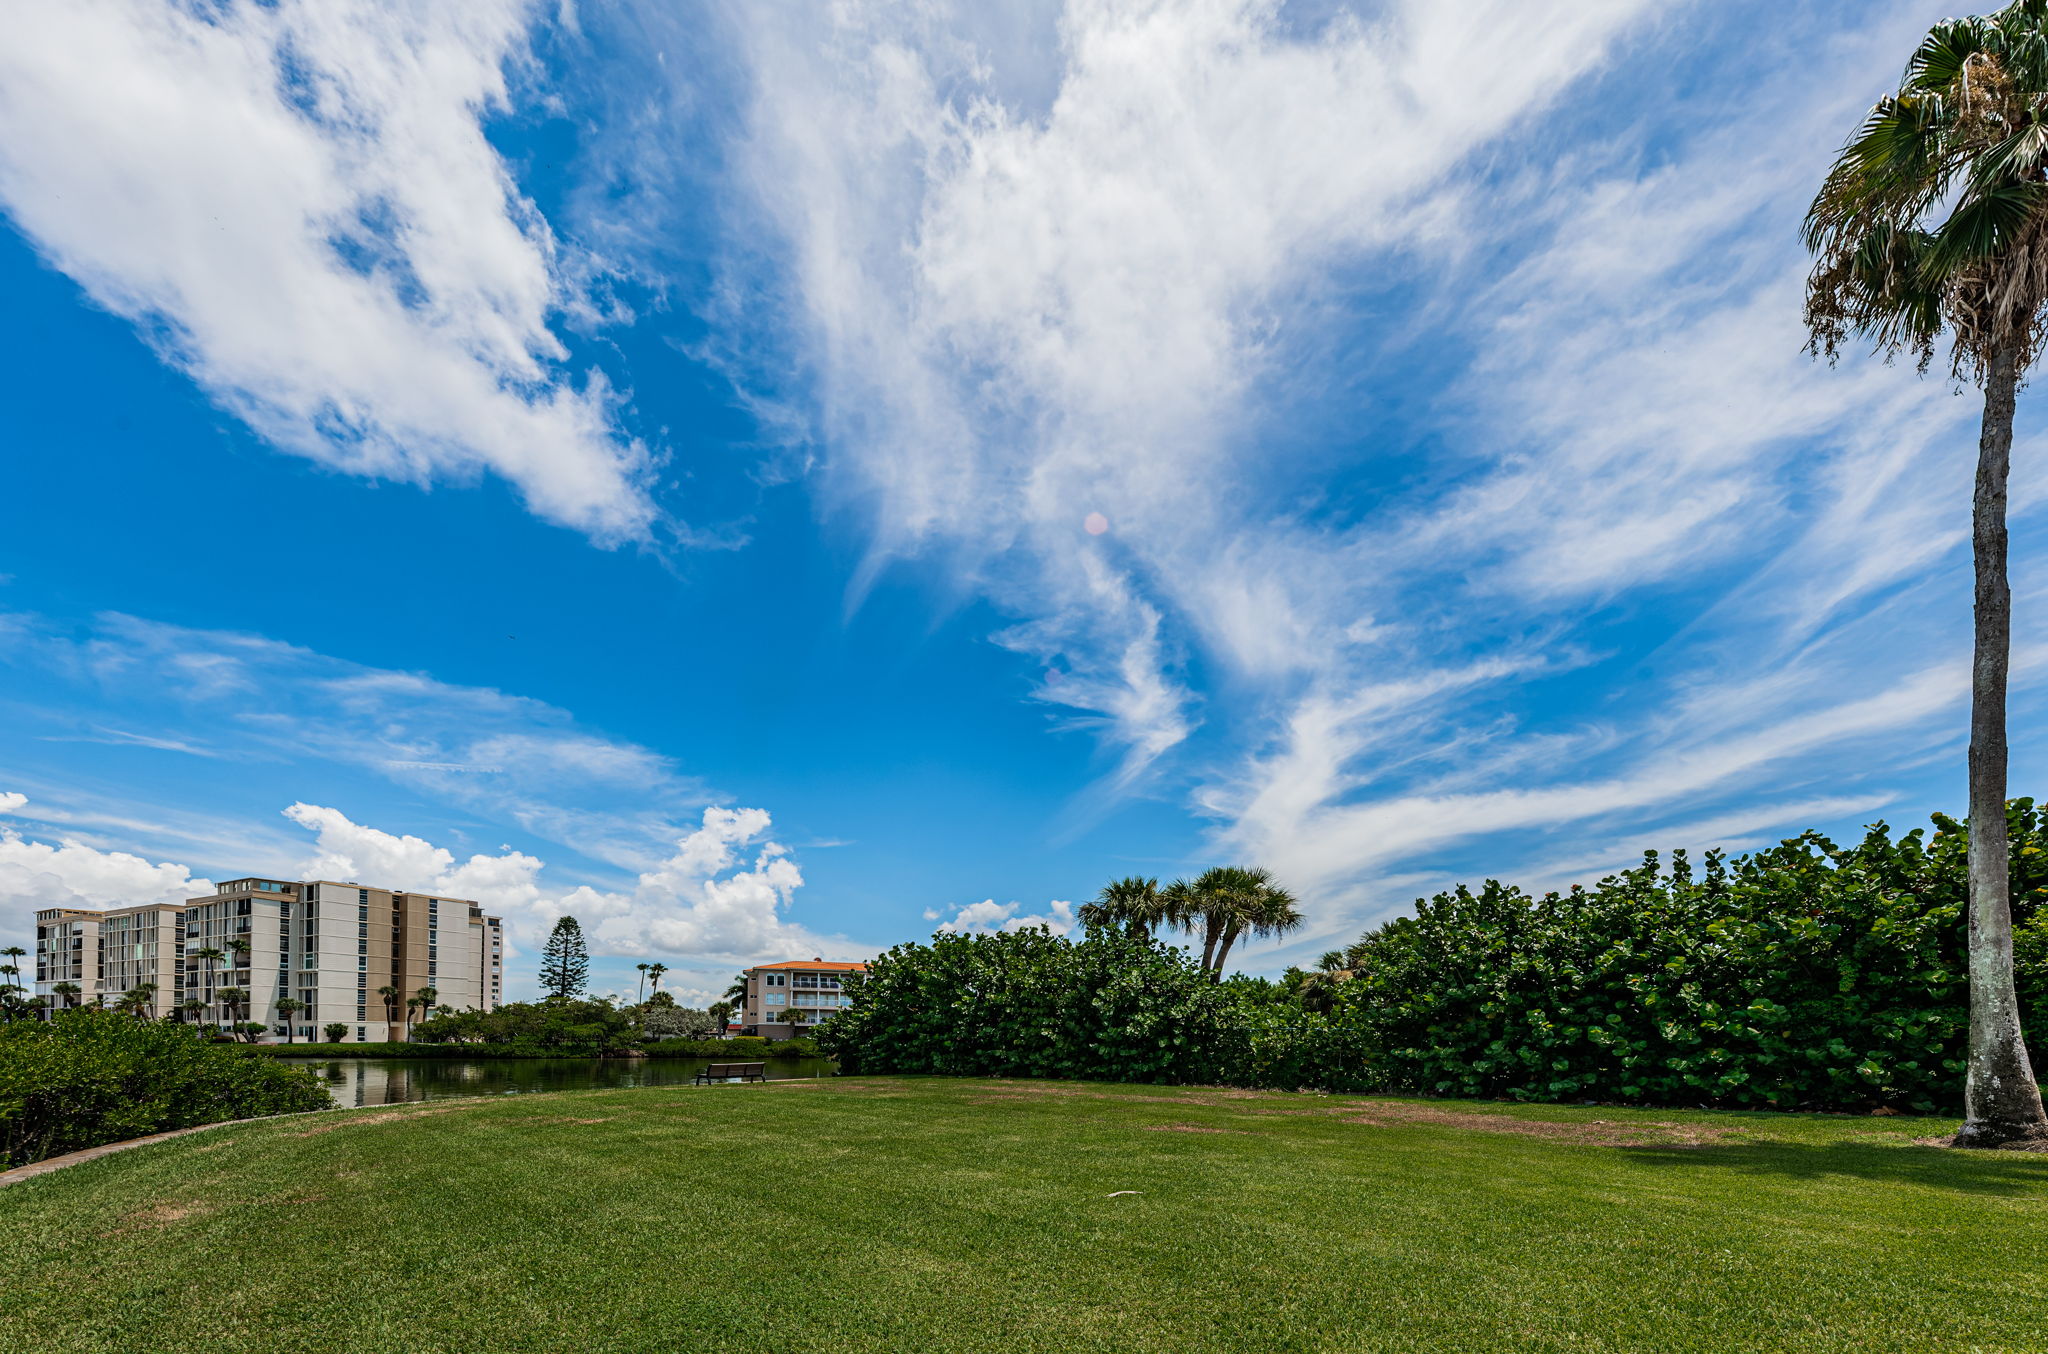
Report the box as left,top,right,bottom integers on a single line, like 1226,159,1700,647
694,1061,768,1085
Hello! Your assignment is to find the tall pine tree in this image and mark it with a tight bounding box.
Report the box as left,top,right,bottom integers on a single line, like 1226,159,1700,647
540,915,589,1001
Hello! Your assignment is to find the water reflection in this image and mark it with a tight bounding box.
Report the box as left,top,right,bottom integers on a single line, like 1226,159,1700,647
304,1056,838,1107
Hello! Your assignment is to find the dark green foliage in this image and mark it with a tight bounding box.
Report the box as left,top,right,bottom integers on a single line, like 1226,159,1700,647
409,998,636,1054
539,915,589,1001
0,1009,331,1166
1340,804,2048,1113
821,804,2048,1112
814,928,1247,1082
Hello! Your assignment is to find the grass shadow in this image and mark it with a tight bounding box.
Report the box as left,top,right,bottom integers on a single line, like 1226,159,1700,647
1617,1138,2048,1196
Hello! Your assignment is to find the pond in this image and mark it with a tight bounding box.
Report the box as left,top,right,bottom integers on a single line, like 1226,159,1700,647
291,1056,839,1108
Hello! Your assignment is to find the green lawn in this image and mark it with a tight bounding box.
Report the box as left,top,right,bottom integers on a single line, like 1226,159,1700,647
3,1078,2045,1354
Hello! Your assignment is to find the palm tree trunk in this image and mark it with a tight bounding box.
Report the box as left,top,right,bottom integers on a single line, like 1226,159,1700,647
1198,916,1221,974
1954,344,2048,1150
1210,924,1242,982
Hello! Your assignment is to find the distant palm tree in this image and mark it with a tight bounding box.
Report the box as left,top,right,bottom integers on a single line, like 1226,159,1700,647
1078,876,1167,936
215,987,249,1040
409,986,438,1040
189,946,224,1026
51,981,82,1010
647,963,668,996
0,946,27,1019
378,984,401,1033
636,962,650,1002
116,982,159,1018
1803,2,2048,1150
179,996,205,1025
276,996,303,1043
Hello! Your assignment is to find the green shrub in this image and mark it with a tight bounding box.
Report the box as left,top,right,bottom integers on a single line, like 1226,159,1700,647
815,928,1246,1083
0,1010,332,1167
637,1005,717,1040
818,802,2048,1114
1337,804,2048,1113
408,999,638,1054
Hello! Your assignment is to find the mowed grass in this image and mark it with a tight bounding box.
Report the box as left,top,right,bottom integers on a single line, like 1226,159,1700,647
4,1079,2047,1354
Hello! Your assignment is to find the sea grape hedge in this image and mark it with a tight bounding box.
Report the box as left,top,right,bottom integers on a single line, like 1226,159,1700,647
818,802,2048,1113
0,1009,331,1167
816,927,1250,1083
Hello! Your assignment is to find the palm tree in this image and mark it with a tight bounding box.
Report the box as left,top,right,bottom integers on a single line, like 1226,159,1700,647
1204,868,1302,980
409,986,438,1040
647,963,668,996
51,981,82,1011
179,996,204,1025
1078,876,1167,936
215,987,249,1040
0,948,27,1021
636,962,650,1002
377,984,401,1034
1169,869,1240,975
189,946,223,1027
1805,3,2048,1149
276,996,303,1043
116,982,159,1018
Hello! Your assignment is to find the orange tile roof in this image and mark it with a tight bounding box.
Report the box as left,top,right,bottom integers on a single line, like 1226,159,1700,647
753,959,868,971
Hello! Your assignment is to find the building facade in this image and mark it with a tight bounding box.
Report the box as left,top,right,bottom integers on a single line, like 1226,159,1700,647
737,958,867,1037
33,876,503,1042
35,903,184,1018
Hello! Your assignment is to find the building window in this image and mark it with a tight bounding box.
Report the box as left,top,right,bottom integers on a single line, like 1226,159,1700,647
765,993,785,1006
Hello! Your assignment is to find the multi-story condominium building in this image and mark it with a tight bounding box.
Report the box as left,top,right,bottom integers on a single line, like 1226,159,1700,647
34,907,106,1005
34,904,184,1018
737,958,867,1037
33,876,504,1043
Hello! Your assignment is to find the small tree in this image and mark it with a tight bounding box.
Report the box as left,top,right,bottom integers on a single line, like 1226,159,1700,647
323,1022,349,1044
0,947,27,1021
407,986,438,1041
707,1000,734,1030
540,916,590,1001
276,996,304,1043
215,987,249,1040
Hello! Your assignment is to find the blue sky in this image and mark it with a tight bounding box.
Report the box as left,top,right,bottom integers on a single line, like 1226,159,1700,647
4,0,2048,1006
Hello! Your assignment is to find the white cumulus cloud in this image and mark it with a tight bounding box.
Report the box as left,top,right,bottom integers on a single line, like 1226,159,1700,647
0,795,213,948
934,898,1075,936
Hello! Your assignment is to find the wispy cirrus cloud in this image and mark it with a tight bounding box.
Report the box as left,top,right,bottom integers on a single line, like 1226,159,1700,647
680,0,2030,960
707,0,1658,795
0,609,711,872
